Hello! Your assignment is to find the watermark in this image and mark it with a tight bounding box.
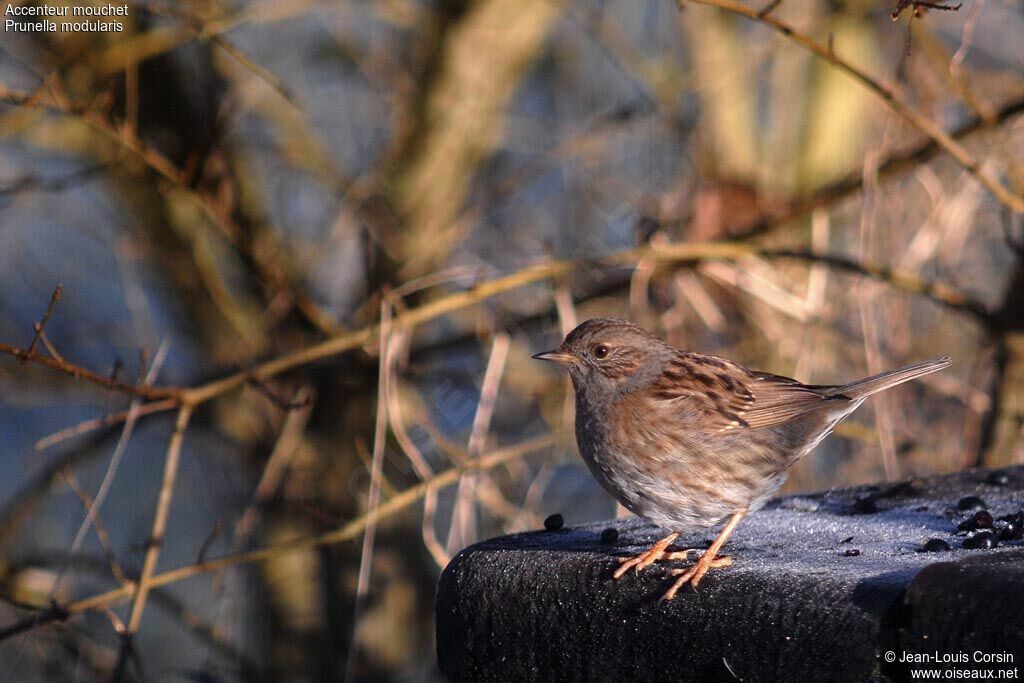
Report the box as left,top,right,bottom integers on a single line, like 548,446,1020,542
884,650,1018,680
5,2,129,33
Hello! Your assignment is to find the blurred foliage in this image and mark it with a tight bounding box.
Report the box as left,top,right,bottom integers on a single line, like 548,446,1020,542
1,0,1023,680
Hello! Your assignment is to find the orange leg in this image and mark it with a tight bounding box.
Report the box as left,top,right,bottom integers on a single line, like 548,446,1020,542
662,511,746,601
612,532,688,579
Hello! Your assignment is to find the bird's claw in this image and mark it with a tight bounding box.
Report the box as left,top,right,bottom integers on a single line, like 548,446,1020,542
612,532,684,579
613,546,671,578
661,554,732,601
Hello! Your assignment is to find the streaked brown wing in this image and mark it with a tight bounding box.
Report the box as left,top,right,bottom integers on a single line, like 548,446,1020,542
741,373,848,430
648,353,848,433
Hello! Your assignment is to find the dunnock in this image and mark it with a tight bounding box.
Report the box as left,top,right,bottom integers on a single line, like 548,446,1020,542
533,318,950,600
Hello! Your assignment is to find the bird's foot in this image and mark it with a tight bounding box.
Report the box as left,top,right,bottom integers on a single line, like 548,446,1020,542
662,553,733,601
612,532,686,578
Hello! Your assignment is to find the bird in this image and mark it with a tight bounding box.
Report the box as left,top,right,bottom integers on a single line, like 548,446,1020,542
533,317,951,600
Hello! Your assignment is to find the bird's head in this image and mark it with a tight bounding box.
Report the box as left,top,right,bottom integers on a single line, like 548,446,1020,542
532,318,669,395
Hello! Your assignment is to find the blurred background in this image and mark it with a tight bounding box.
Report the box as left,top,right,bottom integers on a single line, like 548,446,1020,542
1,0,1023,680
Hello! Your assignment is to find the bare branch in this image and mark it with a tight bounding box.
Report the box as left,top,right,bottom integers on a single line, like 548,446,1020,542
33,398,179,451
60,433,563,621
122,405,194,636
0,339,182,401
22,285,62,362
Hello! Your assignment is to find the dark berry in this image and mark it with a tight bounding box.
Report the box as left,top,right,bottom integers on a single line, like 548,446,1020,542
921,538,951,552
1000,511,1024,525
843,548,861,557
957,496,986,511
973,510,994,529
998,512,1024,541
600,527,619,544
962,531,997,550
543,513,563,531
985,471,1010,486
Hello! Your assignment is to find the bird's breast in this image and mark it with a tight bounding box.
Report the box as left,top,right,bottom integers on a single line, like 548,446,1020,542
572,391,792,530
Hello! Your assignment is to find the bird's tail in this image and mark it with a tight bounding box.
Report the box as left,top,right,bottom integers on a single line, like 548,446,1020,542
827,357,952,400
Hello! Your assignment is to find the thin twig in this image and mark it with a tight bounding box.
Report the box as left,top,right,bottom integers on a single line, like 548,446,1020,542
420,482,449,568
756,0,781,18
61,341,172,582
793,209,831,381
232,387,315,546
343,300,393,683
123,404,194,635
383,341,449,567
24,285,62,362
947,0,990,123
196,521,224,566
858,134,901,481
33,398,179,451
0,338,181,400
37,329,64,363
60,469,129,586
446,332,511,556
244,376,317,412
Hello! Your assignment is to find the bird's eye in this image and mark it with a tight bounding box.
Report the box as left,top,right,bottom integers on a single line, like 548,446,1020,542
592,344,610,359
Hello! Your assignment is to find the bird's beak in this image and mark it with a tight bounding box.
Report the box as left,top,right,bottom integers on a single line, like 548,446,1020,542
532,350,577,365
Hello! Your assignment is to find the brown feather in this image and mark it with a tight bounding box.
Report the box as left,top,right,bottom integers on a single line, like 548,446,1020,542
646,352,951,433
